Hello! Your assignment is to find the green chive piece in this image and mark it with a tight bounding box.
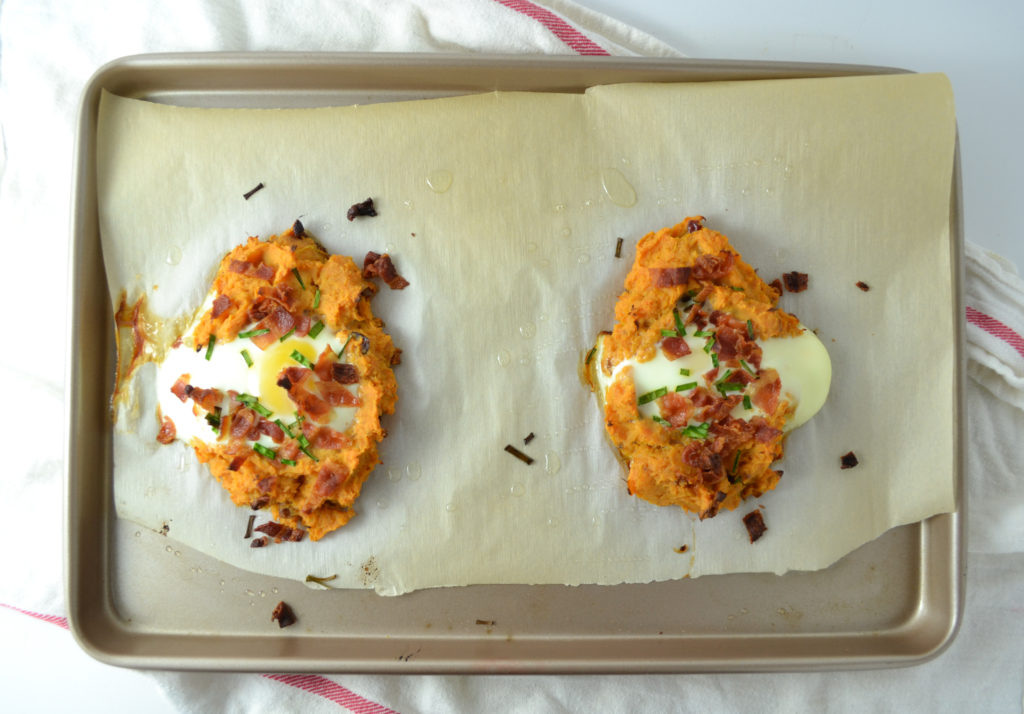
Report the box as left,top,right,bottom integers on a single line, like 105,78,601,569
675,381,698,392
204,411,221,431
681,422,710,440
297,434,311,449
743,395,753,410
338,333,356,357
279,327,296,342
292,268,306,289
739,359,755,375
731,450,742,474
300,445,318,462
290,350,313,368
693,329,712,338
717,369,734,383
280,458,297,466
253,443,277,459
308,321,325,339
673,308,686,337
313,287,321,309
652,415,670,426
275,419,294,439
585,347,597,365
679,368,691,376
711,352,720,368
637,387,668,405
661,329,677,337
746,319,755,340
251,402,273,418
204,335,216,361
238,328,270,339
716,381,744,396
730,285,745,292
240,349,254,367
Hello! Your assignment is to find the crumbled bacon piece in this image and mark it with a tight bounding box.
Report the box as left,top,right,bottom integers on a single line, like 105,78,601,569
686,217,705,233
658,391,694,428
782,271,809,293
754,423,782,443
156,416,176,444
255,521,286,538
661,336,691,360
170,376,190,402
855,281,870,292
347,197,378,221
211,294,231,318
363,252,409,290
189,387,224,412
229,259,251,274
751,373,781,414
840,451,859,469
332,362,359,384
650,266,692,287
271,601,297,628
692,251,735,280
743,510,767,543
315,462,349,497
229,408,259,440
250,536,269,548
257,418,285,443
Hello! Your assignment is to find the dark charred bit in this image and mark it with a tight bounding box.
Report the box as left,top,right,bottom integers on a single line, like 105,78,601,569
292,219,305,237
244,515,256,539
160,522,170,536
524,432,535,445
840,451,859,469
615,237,624,258
276,375,293,390
475,619,496,626
271,601,297,628
674,544,689,554
686,216,705,233
742,510,767,543
715,490,728,503
347,197,378,221
363,252,410,290
504,444,534,465
782,271,809,293
855,281,870,292
242,182,265,200
250,536,269,548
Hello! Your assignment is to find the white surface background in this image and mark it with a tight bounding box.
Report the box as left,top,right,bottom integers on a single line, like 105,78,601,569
2,1,1021,712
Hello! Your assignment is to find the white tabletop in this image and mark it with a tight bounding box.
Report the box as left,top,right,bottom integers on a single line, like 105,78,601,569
3,2,1021,712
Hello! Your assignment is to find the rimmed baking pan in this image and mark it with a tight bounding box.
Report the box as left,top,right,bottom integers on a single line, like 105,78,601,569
66,52,963,673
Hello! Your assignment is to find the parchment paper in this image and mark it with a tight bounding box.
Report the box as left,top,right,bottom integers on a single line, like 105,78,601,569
96,73,957,595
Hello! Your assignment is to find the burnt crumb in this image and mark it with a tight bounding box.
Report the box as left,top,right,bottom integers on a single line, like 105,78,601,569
673,544,689,554
271,601,297,628
362,252,409,290
475,619,496,626
250,536,269,548
276,375,293,390
840,451,859,469
782,271,809,293
244,515,256,539
686,217,705,233
347,197,378,221
242,182,265,200
614,237,624,258
742,510,767,543
504,444,534,465
291,219,305,237
524,432,535,445
855,281,870,292
160,522,170,536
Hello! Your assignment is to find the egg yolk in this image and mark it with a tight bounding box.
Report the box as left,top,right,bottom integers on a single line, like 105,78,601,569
259,339,318,415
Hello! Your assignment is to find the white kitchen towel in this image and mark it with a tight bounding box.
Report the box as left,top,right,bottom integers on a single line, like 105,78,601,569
1,1,1022,712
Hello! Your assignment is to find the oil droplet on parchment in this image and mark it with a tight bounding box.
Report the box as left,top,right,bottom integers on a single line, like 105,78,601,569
165,246,182,265
388,468,402,482
426,170,453,193
497,349,512,366
553,203,566,213
519,322,536,339
544,451,561,475
376,499,388,510
510,484,526,497
403,200,415,210
577,253,591,264
527,241,538,252
561,227,572,237
406,462,422,481
600,168,637,207
445,502,457,513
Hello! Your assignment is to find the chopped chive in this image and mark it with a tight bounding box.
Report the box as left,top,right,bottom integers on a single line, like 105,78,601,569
338,333,356,357
253,443,277,459
637,387,668,405
238,328,270,339
275,419,294,439
731,450,742,474
679,368,691,376
730,286,745,292
279,327,296,342
710,352,720,368
312,287,321,309
743,394,753,410
660,329,677,337
204,410,221,432
716,381,744,396
241,349,254,367
693,329,712,338
675,381,698,392
308,321,325,339
305,574,337,587
296,434,311,449
746,319,755,340
205,335,216,361
717,369,734,383
292,268,306,289
652,415,670,426
300,445,318,461
280,458,297,466
237,394,272,418
739,359,755,375
673,308,686,337
290,350,313,368
585,346,597,365
681,422,710,439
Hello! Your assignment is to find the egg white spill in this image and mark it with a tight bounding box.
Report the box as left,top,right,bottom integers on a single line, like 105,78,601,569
156,307,358,448
595,324,831,431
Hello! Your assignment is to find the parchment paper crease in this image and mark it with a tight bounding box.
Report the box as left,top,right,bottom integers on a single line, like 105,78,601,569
97,73,957,595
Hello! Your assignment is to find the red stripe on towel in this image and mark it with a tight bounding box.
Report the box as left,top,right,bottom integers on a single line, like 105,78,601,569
0,603,69,629
262,674,398,713
967,305,1024,361
493,0,610,55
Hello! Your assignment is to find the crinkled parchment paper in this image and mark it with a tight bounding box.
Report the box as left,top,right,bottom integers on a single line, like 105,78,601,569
96,73,957,595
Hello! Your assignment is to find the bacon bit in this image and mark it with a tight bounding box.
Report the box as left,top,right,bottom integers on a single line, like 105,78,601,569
156,416,176,444
856,281,870,292
682,440,724,486
294,314,312,337
331,363,359,384
658,391,694,428
267,306,296,336
754,423,782,443
170,376,190,402
250,495,270,510
390,349,402,366
782,271,809,293
255,521,286,538
692,251,735,280
768,278,783,295
257,418,285,443
284,528,306,543
242,182,265,200
271,601,297,628
307,425,350,450
650,266,692,287
840,451,859,469
317,380,360,407
255,263,276,281
743,510,767,543
250,536,269,548
661,336,691,360
211,294,231,318
686,217,705,233
256,476,275,494
751,373,781,414
229,408,259,440
228,455,247,471
261,283,299,310
229,259,251,274
277,441,300,462
347,197,378,221
190,387,224,412
363,252,410,290
315,462,349,497
248,297,274,324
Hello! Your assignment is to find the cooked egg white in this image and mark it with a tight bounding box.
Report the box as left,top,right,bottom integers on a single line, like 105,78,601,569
595,325,830,431
157,309,358,448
